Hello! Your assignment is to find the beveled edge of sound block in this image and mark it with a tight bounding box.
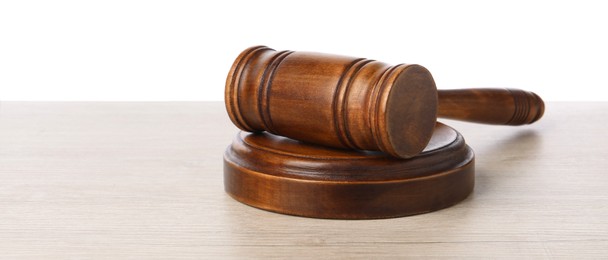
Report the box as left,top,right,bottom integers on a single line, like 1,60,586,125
224,122,474,219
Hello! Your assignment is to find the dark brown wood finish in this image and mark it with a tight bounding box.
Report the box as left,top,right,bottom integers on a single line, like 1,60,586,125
224,123,475,219
226,46,438,159
226,46,544,158
438,88,544,125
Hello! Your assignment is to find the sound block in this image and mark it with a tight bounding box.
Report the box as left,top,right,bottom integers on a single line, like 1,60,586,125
224,122,474,219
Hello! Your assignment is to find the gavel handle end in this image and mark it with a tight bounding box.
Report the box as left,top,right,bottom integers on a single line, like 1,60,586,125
437,88,545,125
504,89,545,125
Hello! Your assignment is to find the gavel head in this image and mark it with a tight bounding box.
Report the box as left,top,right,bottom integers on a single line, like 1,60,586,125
225,46,438,158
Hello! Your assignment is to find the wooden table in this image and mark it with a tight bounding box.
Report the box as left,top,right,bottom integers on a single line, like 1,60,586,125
1,102,606,258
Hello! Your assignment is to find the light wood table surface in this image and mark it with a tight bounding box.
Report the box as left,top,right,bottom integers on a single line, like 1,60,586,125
0,102,606,258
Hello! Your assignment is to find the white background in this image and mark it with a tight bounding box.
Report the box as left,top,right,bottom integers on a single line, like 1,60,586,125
1,0,606,101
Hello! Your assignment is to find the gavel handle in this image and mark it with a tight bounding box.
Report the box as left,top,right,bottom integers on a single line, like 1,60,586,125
437,88,545,125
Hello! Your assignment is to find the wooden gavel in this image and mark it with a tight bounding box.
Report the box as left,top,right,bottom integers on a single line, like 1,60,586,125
225,46,544,158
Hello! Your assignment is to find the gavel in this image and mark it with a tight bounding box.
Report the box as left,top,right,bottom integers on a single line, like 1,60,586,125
225,46,544,158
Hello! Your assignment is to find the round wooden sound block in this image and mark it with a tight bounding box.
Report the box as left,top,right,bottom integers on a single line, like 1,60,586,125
223,122,475,219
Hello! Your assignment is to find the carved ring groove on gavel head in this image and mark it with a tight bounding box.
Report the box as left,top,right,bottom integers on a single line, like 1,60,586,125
225,45,438,158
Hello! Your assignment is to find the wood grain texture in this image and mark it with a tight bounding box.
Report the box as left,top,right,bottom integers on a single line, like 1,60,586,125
225,46,439,158
226,46,544,158
224,123,474,219
438,88,544,125
0,102,607,258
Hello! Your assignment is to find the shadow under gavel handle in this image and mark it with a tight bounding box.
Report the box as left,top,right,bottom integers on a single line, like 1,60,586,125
437,88,545,125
